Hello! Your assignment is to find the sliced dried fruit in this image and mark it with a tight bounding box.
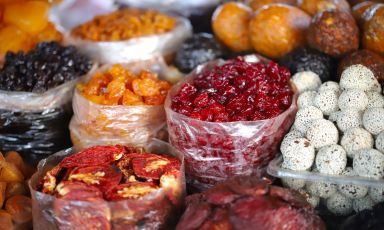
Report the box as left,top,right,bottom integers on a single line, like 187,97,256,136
131,153,181,180
0,161,24,182
5,182,27,199
0,210,13,230
40,165,63,194
105,182,159,201
160,169,183,205
55,181,103,200
5,195,32,224
68,165,122,193
0,182,6,208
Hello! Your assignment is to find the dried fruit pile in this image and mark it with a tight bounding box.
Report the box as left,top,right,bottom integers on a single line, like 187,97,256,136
71,8,176,41
280,65,384,216
36,145,183,229
77,64,171,106
171,57,293,121
0,0,62,54
0,151,36,230
0,41,92,93
176,176,325,230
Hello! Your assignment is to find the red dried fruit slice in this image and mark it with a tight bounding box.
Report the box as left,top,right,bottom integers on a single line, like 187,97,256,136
160,168,182,205
55,181,103,200
39,165,64,194
68,165,122,193
60,145,126,168
131,153,181,180
105,182,159,201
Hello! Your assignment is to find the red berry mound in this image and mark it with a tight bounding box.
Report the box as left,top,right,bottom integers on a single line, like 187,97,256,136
171,57,293,122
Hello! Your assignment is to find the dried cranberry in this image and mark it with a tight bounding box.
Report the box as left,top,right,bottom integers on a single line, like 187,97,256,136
193,92,209,107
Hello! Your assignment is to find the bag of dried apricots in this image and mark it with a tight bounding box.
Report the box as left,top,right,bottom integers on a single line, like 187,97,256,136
52,5,192,63
70,62,172,150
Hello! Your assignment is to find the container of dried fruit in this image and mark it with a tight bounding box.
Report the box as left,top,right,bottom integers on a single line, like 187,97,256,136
29,139,185,230
69,61,172,151
165,55,298,190
56,7,192,64
0,42,94,164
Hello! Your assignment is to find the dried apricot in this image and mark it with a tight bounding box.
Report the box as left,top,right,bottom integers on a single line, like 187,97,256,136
5,182,27,199
0,161,24,182
0,25,33,53
5,151,26,177
0,182,6,208
35,22,63,42
122,89,144,106
5,195,32,224
0,210,13,230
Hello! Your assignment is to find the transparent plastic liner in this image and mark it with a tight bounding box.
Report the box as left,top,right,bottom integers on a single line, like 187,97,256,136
165,58,298,190
69,62,169,151
29,139,186,230
268,156,384,187
63,16,192,64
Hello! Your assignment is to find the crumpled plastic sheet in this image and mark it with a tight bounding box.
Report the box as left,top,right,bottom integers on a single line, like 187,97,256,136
29,139,186,230
165,59,298,190
69,62,169,151
0,80,80,164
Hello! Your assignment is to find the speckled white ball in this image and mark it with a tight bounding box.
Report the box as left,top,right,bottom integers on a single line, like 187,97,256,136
338,89,368,111
316,144,347,175
369,186,384,203
340,64,379,92
281,130,304,147
336,109,363,133
328,111,340,122
292,71,322,93
297,91,316,109
306,181,337,198
376,131,384,153
293,106,323,134
363,107,384,135
353,196,375,212
366,91,384,108
298,189,320,207
314,90,339,115
340,127,374,158
306,119,339,149
281,137,315,171
326,192,353,216
318,81,341,94
281,178,306,190
371,80,382,93
338,167,368,199
353,149,384,179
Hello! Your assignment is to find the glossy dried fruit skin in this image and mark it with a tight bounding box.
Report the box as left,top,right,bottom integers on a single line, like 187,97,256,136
5,195,32,224
307,10,359,57
362,4,384,55
249,4,311,59
298,0,351,16
0,160,24,182
5,182,27,199
0,210,13,230
35,22,63,43
352,1,376,26
0,25,33,53
247,0,296,11
55,181,103,200
0,182,6,208
105,182,159,201
131,153,181,180
5,151,26,177
212,2,253,52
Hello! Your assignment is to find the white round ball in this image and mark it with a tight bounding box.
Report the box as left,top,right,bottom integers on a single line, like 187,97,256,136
293,106,323,134
281,178,306,190
336,109,363,133
353,149,384,179
306,119,339,149
338,89,368,111
363,107,384,135
376,131,384,153
338,167,368,199
298,189,320,208
326,192,353,216
340,127,374,158
292,71,322,93
306,181,337,198
340,64,379,92
281,138,315,171
353,196,375,212
297,91,316,109
366,91,384,108
316,144,347,175
328,111,340,122
369,186,384,203
318,81,341,94
371,80,382,93
314,90,339,115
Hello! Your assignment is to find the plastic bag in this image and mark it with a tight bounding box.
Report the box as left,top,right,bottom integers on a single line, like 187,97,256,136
0,79,78,164
165,59,298,190
29,139,185,230
69,62,169,151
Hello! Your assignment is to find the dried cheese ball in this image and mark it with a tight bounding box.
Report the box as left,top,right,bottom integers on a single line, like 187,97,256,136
336,109,363,133
353,149,384,179
297,90,316,109
338,167,368,199
315,144,347,175
281,178,306,190
353,196,375,212
307,181,337,198
292,71,322,93
376,131,384,153
340,127,373,158
366,91,384,108
281,137,315,171
326,192,353,216
314,90,339,115
318,81,341,94
340,64,379,92
293,106,323,134
338,89,368,111
369,186,384,203
362,107,384,135
306,119,339,149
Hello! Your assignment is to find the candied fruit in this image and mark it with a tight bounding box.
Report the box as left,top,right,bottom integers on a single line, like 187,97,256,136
0,210,13,230
4,1,49,35
5,195,32,224
0,161,24,182
0,182,6,208
0,25,33,53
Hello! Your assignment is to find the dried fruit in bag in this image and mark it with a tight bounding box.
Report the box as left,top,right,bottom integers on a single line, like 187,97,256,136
5,182,27,199
0,210,13,230
5,195,32,224
0,25,33,53
0,161,24,183
55,181,103,200
131,153,181,180
105,182,159,201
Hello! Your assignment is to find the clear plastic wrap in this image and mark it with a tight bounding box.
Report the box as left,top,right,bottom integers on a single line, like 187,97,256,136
165,59,298,190
69,62,169,151
0,80,79,164
29,139,185,230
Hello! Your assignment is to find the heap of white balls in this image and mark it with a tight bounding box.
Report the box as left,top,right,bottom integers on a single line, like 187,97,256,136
281,65,384,216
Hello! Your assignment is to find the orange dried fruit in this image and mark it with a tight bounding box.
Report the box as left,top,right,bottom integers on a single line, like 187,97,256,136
0,182,6,208
0,161,24,182
35,22,63,42
132,78,160,97
122,89,144,106
5,151,26,177
0,25,33,53
4,1,49,35
5,195,32,224
0,210,13,230
5,182,27,199
0,152,4,161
